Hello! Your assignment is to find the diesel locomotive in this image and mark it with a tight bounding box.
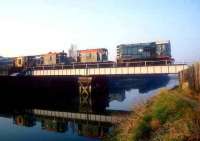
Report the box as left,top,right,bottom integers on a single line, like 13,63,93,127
116,40,174,65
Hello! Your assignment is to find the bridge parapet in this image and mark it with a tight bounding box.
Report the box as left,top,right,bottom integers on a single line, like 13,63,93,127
28,64,188,76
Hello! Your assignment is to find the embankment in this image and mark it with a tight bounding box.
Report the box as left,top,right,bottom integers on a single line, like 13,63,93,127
105,87,200,141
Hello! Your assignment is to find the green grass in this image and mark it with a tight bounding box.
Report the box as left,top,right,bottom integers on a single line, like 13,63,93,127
104,87,200,141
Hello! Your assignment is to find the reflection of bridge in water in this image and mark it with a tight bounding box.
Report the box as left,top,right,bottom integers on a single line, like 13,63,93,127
31,109,125,123
12,110,119,138
10,108,128,138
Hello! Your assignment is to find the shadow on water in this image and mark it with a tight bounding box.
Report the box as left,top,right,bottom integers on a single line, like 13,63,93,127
0,74,175,141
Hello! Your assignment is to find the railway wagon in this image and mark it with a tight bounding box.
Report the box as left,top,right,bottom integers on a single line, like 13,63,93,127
13,51,68,68
14,56,40,68
42,51,68,66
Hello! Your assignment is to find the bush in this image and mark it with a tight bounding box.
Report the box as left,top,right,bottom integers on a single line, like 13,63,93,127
133,120,152,141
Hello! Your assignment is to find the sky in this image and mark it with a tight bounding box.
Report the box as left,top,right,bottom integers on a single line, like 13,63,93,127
0,0,199,62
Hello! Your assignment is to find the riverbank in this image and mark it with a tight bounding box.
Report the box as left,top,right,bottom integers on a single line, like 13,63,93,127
105,86,200,141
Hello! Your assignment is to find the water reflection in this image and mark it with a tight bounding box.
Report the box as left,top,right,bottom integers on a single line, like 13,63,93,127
108,75,178,111
0,75,177,141
12,111,112,138
108,75,171,96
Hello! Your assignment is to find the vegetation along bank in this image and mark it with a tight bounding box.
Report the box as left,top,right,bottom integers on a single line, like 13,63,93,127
105,86,200,141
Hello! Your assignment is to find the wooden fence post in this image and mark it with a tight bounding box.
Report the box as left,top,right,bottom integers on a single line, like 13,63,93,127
198,62,200,92
179,62,200,93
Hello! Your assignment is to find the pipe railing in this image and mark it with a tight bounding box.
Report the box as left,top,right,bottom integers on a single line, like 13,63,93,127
25,60,188,71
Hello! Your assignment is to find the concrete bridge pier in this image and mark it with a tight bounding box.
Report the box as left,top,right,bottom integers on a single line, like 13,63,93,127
78,77,93,113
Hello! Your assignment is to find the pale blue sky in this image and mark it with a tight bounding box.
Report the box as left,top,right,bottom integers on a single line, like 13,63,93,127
0,0,199,62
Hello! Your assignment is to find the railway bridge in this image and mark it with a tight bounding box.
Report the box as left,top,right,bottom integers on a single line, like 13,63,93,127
26,64,188,76
21,63,189,108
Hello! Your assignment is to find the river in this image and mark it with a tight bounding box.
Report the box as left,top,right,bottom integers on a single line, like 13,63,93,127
0,75,178,141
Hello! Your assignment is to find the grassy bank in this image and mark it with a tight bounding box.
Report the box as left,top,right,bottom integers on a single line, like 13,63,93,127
105,87,200,141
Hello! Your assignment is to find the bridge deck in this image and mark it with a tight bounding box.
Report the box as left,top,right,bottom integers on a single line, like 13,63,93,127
28,64,188,76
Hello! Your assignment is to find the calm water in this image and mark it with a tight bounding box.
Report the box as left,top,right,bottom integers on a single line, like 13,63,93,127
0,75,178,141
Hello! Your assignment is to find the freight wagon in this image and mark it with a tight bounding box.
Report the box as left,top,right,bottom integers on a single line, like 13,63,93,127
13,51,69,68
